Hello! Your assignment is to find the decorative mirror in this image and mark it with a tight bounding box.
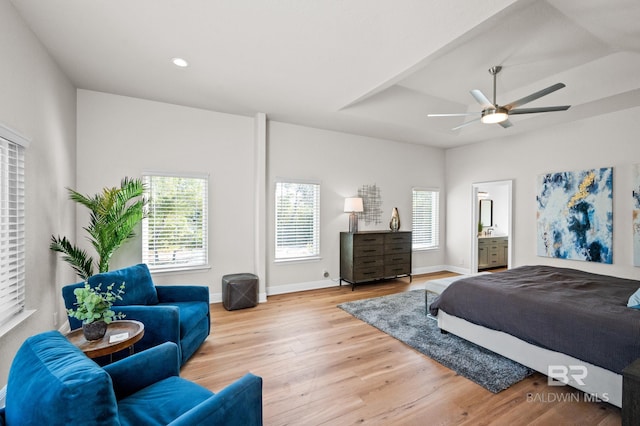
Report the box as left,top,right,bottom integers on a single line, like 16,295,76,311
479,199,493,228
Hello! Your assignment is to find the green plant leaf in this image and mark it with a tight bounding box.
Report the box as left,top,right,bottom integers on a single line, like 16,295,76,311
50,177,148,278
49,235,94,280
67,283,126,323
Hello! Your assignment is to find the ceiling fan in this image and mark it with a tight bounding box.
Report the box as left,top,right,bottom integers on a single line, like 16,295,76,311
428,66,571,130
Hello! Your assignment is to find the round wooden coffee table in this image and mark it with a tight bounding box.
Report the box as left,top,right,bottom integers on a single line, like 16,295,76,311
66,320,145,359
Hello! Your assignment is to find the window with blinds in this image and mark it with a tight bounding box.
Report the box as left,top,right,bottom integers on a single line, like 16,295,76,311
142,173,208,271
412,188,440,250
275,180,320,260
0,134,26,329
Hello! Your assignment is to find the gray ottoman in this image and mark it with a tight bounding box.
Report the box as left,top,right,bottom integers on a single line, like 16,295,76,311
222,273,259,311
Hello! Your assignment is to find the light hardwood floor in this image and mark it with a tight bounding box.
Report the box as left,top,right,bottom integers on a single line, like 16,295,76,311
181,272,622,425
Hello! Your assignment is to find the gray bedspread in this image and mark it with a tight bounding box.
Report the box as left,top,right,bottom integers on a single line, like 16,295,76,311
429,265,640,373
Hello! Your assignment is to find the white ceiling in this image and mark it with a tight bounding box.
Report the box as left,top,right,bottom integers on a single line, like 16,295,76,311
9,0,640,148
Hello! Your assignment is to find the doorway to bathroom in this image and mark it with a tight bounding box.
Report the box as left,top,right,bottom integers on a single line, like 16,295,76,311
470,180,513,273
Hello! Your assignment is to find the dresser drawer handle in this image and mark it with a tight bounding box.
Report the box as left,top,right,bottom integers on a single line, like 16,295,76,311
363,249,377,253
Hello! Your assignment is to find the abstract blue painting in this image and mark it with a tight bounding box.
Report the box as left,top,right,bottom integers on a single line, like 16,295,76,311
633,164,640,266
537,167,613,263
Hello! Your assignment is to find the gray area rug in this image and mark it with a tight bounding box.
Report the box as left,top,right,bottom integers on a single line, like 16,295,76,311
338,289,533,393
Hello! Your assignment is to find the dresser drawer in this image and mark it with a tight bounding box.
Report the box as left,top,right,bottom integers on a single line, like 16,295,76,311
353,234,385,245
354,245,384,257
384,232,411,245
384,264,410,277
385,252,411,265
354,256,384,268
353,266,385,282
384,243,410,254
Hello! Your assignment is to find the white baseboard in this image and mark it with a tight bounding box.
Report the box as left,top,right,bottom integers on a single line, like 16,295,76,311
210,292,268,304
267,279,339,296
412,264,456,276
443,265,472,275
0,385,5,408
206,266,472,304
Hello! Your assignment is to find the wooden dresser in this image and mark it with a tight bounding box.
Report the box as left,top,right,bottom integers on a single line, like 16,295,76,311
340,231,412,290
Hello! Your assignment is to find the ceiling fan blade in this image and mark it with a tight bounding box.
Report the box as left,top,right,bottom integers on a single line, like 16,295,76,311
499,119,513,128
428,113,478,117
451,117,481,131
504,83,566,110
509,105,571,115
470,90,493,108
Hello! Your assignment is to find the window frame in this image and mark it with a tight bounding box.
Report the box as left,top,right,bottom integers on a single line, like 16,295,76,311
0,124,30,335
274,179,321,262
412,187,440,251
142,171,209,273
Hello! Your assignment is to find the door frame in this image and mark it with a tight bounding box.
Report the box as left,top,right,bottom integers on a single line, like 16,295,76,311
470,180,513,273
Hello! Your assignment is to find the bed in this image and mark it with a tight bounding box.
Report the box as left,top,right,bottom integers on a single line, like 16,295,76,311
428,265,640,407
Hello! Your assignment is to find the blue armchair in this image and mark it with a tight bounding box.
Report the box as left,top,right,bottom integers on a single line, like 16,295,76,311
62,263,210,365
0,331,263,425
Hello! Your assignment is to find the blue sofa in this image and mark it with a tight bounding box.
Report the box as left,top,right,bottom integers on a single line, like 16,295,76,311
0,331,263,425
62,263,210,365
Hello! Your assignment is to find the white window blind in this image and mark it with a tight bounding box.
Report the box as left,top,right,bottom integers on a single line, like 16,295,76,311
0,135,26,328
275,181,320,260
412,188,439,250
142,173,208,270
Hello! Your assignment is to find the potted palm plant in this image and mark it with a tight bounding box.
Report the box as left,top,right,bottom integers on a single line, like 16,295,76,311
67,282,126,340
50,177,147,280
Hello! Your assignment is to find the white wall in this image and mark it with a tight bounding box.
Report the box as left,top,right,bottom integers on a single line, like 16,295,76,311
267,121,446,294
76,90,259,300
76,104,448,298
446,107,640,280
0,0,77,386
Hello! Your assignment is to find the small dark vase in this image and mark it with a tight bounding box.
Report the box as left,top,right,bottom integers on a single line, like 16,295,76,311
82,320,108,341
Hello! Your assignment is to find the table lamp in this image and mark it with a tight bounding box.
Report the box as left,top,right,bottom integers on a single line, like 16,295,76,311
344,197,364,233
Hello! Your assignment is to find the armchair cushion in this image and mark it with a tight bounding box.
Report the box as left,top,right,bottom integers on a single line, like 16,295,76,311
105,342,180,399
117,376,214,425
159,301,209,337
88,263,158,306
2,332,263,425
4,331,119,426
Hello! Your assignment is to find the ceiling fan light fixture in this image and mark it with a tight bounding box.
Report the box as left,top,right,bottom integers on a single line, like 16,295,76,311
481,107,508,124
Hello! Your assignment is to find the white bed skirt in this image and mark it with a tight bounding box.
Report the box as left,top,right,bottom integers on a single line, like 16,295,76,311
437,310,622,407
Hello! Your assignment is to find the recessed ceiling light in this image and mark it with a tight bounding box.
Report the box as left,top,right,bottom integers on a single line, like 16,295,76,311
171,57,189,68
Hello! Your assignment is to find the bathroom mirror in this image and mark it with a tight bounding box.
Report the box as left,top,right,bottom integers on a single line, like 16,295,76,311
479,199,493,228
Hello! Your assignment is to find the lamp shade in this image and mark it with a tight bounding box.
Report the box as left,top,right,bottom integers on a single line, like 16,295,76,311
344,197,364,213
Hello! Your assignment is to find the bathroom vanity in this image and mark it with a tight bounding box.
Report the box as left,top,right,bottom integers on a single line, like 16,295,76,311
478,236,508,270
